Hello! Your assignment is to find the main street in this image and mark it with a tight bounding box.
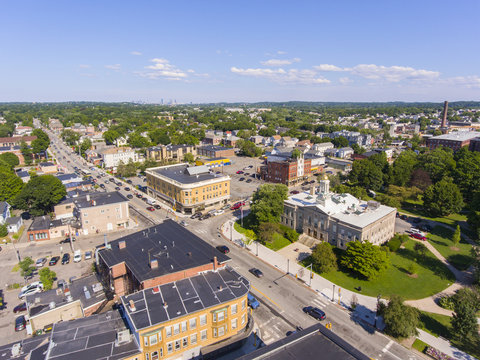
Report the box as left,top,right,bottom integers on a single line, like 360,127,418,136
39,131,420,359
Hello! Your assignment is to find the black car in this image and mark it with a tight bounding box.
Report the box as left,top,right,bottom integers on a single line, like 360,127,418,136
13,303,27,313
199,213,211,221
303,306,326,320
126,180,133,184
49,256,60,266
249,268,263,278
115,186,121,191
124,187,130,191
154,204,161,210
216,245,230,254
191,212,202,219
61,253,70,265
100,183,106,188
246,179,252,183
239,177,245,181
15,316,26,331
127,194,133,199
59,237,75,244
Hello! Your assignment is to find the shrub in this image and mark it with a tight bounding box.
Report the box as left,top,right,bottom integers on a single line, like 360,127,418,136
388,237,402,252
438,295,456,310
407,262,419,275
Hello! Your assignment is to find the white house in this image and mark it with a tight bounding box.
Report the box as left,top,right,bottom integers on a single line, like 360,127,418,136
6,216,23,233
0,201,11,224
99,147,139,168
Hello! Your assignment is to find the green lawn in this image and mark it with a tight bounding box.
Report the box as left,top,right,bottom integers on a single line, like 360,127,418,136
412,339,428,354
400,199,467,227
427,226,474,271
264,232,291,251
311,240,455,300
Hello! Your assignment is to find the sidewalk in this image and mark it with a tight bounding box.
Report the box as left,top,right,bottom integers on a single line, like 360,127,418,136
417,329,476,360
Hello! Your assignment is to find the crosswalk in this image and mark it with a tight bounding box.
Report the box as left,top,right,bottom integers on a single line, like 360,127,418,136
311,296,329,309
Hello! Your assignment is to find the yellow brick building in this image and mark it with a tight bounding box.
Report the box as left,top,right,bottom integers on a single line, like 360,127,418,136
195,157,231,168
121,267,251,360
146,163,231,214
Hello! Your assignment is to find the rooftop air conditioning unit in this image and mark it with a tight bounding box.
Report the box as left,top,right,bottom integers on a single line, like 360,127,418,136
116,330,131,345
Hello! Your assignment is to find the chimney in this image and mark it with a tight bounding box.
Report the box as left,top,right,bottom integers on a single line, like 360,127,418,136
213,256,218,271
119,240,126,249
441,100,449,133
93,200,96,206
129,300,136,312
150,259,158,269
86,194,90,201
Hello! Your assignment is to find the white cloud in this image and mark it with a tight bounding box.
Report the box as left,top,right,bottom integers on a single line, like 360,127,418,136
339,77,353,84
261,58,301,66
277,51,287,55
349,64,439,82
314,64,344,72
231,66,330,85
105,64,121,70
130,51,142,56
79,64,91,69
444,75,480,88
138,58,188,80
187,69,195,73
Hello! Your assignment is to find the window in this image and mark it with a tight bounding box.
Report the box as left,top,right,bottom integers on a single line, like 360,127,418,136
189,318,196,330
167,342,173,354
242,314,246,325
242,300,246,310
160,348,163,357
149,334,157,346
231,318,237,330
231,304,237,315
174,339,181,351
181,321,187,332
218,326,225,337
190,333,197,345
182,337,188,347
151,351,159,360
200,314,207,326
158,331,162,342
146,353,149,360
173,323,180,335
144,337,149,347
165,326,172,338
201,330,207,341
217,311,225,322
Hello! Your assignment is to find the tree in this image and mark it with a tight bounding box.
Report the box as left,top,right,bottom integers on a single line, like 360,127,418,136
471,246,480,286
0,170,24,203
291,148,302,159
423,178,464,217
0,224,8,237
250,184,288,226
311,242,337,273
39,268,56,290
31,129,50,156
391,150,417,186
258,128,276,137
453,148,480,199
19,257,35,278
237,139,262,157
80,139,92,156
420,148,456,183
20,141,33,165
332,136,349,148
452,225,461,247
183,153,195,164
13,175,66,216
351,143,366,155
383,295,419,338
149,128,171,145
116,159,137,178
349,159,384,191
61,129,80,146
128,133,150,148
340,241,390,280
257,222,280,244
414,242,428,258
409,168,432,191
103,129,120,145
451,288,480,340
0,152,20,169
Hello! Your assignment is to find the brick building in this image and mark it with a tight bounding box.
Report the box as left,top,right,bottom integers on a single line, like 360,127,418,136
262,154,311,186
146,144,197,162
197,145,235,158
426,132,480,151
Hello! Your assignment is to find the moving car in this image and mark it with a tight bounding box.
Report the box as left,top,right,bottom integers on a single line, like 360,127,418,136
303,306,326,320
15,316,26,332
216,245,230,254
213,209,224,216
61,253,70,265
191,213,202,219
247,293,260,309
49,256,60,266
239,177,245,181
84,251,92,260
35,258,47,267
154,204,161,210
13,303,27,313
146,206,155,211
59,237,76,244
249,268,263,278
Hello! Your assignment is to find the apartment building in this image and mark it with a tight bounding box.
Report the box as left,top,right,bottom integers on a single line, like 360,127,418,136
281,177,396,249
197,145,235,158
146,144,197,162
261,153,312,186
99,146,138,168
146,164,230,214
0,135,37,147
54,191,130,235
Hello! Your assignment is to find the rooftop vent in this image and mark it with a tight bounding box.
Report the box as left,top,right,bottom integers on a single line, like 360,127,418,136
119,240,126,249
152,286,160,294
49,301,56,309
150,259,158,269
129,299,136,312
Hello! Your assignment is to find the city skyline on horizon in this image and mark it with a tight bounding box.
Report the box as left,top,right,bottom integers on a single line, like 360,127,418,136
1,0,480,103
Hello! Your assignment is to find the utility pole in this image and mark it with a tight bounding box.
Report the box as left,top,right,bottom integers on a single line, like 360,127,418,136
332,284,335,302
307,263,313,287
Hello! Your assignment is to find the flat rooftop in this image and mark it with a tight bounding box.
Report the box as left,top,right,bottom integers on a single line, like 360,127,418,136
0,334,50,360
430,131,480,141
122,266,249,331
48,311,141,360
237,323,370,360
59,191,128,209
197,145,232,151
147,163,229,185
98,220,231,283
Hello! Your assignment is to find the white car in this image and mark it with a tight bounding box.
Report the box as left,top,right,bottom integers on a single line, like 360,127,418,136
36,258,47,267
18,286,42,299
21,281,43,293
84,251,92,260
73,250,82,263
410,228,425,236
180,220,188,227
214,209,225,216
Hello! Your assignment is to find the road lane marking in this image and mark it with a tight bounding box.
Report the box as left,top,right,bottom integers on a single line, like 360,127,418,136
382,340,394,353
251,285,281,308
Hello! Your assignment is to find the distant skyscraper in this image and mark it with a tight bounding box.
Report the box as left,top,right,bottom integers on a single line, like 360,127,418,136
161,98,164,105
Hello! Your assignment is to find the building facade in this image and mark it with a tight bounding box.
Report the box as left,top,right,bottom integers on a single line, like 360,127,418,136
262,154,311,186
147,144,197,162
426,132,480,151
100,146,138,168
197,145,235,158
146,164,230,214
281,178,396,249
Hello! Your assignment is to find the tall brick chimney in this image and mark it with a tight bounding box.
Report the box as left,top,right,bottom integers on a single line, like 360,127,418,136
441,101,449,133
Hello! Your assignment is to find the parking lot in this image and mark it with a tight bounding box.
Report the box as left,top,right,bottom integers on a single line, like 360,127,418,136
220,155,266,201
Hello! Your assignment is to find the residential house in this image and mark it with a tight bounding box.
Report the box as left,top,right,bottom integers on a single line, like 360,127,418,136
99,146,139,168
0,201,11,224
27,216,72,241
249,135,264,145
223,135,240,147
6,216,23,233
146,144,197,162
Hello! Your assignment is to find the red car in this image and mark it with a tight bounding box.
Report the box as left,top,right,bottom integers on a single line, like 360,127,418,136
410,233,427,241
236,170,244,174
230,201,245,210
146,206,155,211
290,190,300,194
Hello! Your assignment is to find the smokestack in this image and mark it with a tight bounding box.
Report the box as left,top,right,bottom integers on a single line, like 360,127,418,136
441,101,449,133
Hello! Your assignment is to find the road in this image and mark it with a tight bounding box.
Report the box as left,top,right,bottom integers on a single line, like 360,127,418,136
38,130,421,359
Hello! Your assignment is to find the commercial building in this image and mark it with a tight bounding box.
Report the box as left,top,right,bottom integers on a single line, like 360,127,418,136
27,216,72,242
146,164,230,214
99,146,139,168
469,137,480,152
0,135,37,147
261,153,312,186
97,220,231,297
121,266,251,360
197,145,235,158
38,162,58,174
281,177,396,249
195,157,231,168
147,144,197,162
49,118,64,132
26,274,107,333
54,191,130,235
426,132,480,151
238,323,370,360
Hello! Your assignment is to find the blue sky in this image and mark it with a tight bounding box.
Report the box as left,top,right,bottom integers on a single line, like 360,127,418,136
1,0,479,103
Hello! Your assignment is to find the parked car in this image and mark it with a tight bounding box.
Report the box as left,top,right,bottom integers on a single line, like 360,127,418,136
13,303,27,313
199,213,211,221
124,187,130,191
146,206,155,211
36,258,47,267
100,184,106,189
247,293,260,309
104,180,109,184
154,204,161,210
221,204,230,210
61,253,70,265
410,233,427,241
246,179,252,183
236,170,244,174
15,316,26,331
18,286,42,299
21,281,43,293
216,245,230,254
230,202,245,210
127,194,133,199
180,220,188,227
73,250,82,263
126,180,133,184
191,213,202,219
239,177,245,181
303,306,326,320
115,186,121,191
49,256,60,266
59,237,75,244
249,268,264,278
214,209,224,216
